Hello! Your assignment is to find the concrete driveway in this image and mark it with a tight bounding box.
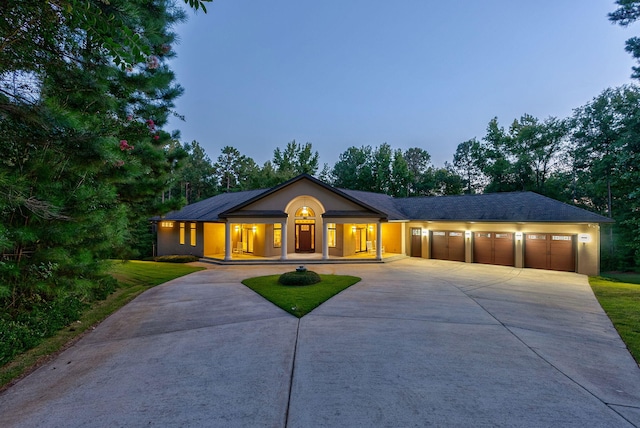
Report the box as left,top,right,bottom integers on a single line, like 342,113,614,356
2,259,640,427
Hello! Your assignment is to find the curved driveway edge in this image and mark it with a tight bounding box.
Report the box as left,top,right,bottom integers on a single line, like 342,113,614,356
1,259,640,427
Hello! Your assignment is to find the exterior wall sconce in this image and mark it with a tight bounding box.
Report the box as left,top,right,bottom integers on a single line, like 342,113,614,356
234,225,239,231
515,232,523,240
352,226,356,233
252,226,257,232
465,230,472,239
578,233,591,243
422,229,428,236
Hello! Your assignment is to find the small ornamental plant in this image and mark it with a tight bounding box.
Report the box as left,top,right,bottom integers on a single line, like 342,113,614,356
278,268,321,286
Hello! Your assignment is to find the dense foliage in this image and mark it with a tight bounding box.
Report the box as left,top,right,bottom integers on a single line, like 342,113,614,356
0,0,209,361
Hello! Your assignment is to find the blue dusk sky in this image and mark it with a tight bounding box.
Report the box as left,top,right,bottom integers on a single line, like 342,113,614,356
167,1,636,168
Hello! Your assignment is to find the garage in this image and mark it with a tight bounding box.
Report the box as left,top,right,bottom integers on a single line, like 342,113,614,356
431,231,465,262
525,234,575,272
473,232,514,266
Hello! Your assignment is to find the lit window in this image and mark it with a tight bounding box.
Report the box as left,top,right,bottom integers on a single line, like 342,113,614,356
160,221,174,228
179,222,185,245
190,223,196,246
327,223,336,248
295,206,315,217
274,224,282,248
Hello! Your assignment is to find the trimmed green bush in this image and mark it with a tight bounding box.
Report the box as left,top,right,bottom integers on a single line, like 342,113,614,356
154,255,200,263
278,270,321,286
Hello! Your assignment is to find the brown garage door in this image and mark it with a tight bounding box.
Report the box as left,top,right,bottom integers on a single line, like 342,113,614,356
525,234,575,272
431,231,465,262
473,232,514,266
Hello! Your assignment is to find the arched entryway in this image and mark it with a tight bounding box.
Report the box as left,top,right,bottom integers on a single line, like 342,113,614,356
295,206,315,253
285,196,325,255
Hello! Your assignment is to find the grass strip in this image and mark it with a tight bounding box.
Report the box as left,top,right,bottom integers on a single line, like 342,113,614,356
0,261,203,390
590,275,640,365
242,274,361,317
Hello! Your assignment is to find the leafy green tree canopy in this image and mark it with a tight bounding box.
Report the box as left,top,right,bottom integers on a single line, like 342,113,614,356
610,1,640,79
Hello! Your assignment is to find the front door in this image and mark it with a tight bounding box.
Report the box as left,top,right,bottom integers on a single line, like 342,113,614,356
411,228,422,257
296,223,315,252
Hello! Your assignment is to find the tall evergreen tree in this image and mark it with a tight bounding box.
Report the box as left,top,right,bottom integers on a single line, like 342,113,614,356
610,1,640,79
0,0,201,304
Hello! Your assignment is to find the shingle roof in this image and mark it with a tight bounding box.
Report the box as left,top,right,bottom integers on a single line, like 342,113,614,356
339,189,409,221
394,192,614,223
158,175,613,224
162,189,267,221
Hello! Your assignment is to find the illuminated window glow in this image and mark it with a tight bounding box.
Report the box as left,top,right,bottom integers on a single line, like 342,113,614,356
295,206,315,217
327,223,336,248
274,224,282,248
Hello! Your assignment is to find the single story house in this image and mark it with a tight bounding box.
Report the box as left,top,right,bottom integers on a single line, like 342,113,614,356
155,174,613,275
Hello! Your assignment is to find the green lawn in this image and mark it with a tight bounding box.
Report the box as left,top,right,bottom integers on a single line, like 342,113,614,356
0,260,203,390
590,274,640,365
242,273,361,317
108,260,203,287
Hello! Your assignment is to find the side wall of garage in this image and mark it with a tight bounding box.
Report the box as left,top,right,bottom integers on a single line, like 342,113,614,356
405,221,601,276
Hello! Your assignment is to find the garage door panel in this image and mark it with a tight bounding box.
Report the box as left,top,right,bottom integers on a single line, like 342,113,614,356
431,232,448,260
448,232,465,262
550,236,575,272
473,234,493,264
493,233,514,266
474,232,514,266
525,235,548,270
525,234,575,272
431,231,465,262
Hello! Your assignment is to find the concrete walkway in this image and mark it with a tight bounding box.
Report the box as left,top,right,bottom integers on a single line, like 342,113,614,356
1,259,640,427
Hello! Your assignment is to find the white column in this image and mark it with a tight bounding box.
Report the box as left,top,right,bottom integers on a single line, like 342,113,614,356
322,221,329,260
280,220,288,260
376,222,383,260
224,222,231,261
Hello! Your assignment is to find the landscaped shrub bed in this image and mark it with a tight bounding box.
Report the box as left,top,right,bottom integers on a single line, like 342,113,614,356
154,255,200,263
278,270,321,286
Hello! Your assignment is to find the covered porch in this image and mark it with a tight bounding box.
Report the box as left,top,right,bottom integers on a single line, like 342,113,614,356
202,221,406,262
199,250,407,264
